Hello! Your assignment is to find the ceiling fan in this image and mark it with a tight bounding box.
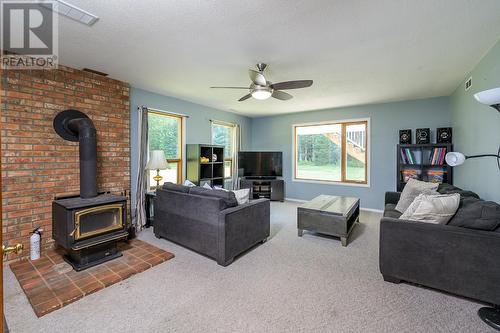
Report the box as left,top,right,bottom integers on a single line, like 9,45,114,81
210,63,313,102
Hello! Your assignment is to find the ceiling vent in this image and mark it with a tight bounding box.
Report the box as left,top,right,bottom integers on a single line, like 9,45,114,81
41,0,99,26
465,77,472,91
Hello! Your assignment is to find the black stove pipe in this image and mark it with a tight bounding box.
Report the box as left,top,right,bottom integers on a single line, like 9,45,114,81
67,118,97,198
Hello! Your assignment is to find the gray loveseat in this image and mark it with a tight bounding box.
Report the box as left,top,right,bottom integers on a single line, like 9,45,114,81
380,184,500,306
154,183,270,266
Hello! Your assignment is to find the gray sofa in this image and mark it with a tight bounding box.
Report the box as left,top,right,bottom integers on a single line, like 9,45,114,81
380,184,500,306
154,183,270,266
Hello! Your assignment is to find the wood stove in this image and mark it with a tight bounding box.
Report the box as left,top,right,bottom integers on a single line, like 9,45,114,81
52,110,128,271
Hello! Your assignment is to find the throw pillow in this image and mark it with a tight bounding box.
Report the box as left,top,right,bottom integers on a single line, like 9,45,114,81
202,183,213,190
399,193,460,224
447,197,500,231
395,178,439,213
183,180,196,187
232,188,250,205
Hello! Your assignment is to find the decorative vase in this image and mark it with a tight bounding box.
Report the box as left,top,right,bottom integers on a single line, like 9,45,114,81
212,153,217,162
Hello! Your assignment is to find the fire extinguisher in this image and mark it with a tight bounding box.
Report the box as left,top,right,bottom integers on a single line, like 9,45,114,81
30,227,43,261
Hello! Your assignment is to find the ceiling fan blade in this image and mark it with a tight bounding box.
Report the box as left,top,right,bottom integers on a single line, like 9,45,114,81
238,93,252,102
270,80,313,90
272,90,293,101
248,69,267,86
210,86,249,89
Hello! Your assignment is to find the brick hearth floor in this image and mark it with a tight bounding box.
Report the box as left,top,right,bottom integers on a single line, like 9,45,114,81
9,239,174,317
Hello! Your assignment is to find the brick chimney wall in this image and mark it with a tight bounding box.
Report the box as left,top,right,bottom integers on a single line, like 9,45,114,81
0,65,130,260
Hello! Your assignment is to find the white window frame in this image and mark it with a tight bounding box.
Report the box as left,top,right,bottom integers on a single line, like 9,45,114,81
292,117,370,188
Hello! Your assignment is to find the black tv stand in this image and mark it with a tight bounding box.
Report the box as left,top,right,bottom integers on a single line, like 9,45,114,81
245,176,277,180
240,177,284,202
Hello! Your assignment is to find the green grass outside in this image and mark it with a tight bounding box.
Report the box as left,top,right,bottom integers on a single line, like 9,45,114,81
296,162,365,182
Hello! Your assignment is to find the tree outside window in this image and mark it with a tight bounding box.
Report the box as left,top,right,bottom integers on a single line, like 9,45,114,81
211,122,235,178
148,112,183,186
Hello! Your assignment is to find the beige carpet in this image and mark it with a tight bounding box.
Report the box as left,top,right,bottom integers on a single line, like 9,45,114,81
4,201,494,332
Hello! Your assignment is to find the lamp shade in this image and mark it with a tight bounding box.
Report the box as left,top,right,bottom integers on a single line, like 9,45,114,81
251,89,272,100
445,152,466,166
474,87,500,106
146,150,169,170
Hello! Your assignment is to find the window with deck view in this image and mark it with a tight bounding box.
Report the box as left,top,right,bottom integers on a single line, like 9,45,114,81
294,120,368,184
211,121,237,179
148,111,184,186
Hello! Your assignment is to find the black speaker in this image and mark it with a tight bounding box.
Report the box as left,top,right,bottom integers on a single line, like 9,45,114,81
399,129,412,144
416,128,430,144
437,127,452,143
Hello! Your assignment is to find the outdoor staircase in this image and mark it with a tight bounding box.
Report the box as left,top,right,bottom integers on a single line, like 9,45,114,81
324,132,365,163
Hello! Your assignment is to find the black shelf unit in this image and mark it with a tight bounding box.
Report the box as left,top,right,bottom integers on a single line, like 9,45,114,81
240,178,284,201
397,143,453,191
186,144,225,188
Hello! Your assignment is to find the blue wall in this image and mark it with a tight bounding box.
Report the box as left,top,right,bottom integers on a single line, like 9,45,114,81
450,39,500,203
130,88,253,208
250,97,451,210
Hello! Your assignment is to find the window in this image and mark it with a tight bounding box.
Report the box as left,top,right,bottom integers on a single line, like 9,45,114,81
294,120,368,184
148,111,184,186
211,121,237,179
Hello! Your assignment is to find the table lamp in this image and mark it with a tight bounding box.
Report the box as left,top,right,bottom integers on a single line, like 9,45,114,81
146,150,169,187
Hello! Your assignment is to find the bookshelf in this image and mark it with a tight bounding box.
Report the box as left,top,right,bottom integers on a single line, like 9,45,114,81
396,143,453,191
186,144,225,188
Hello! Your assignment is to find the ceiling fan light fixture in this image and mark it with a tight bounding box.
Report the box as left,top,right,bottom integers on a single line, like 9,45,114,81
251,89,272,100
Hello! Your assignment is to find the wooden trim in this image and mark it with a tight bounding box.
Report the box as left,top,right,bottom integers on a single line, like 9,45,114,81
145,107,189,118
341,123,347,182
293,120,368,185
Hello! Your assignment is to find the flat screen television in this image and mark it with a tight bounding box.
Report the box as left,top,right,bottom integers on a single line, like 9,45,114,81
238,151,283,177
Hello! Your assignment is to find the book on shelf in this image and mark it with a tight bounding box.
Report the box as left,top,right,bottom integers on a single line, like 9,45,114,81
426,169,445,183
401,168,421,182
400,148,421,164
429,147,447,165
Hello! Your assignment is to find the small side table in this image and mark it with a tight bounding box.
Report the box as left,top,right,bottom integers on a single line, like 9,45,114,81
145,191,156,228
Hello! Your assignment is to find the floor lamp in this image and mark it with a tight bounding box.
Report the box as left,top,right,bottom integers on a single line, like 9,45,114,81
445,86,500,331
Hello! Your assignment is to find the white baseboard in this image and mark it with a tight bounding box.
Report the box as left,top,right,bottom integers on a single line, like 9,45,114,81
360,207,384,213
284,197,383,213
284,197,307,203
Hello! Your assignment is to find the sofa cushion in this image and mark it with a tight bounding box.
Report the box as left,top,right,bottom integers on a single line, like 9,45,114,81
399,193,460,224
384,204,402,219
437,183,480,199
189,187,238,209
395,179,439,213
447,197,500,231
162,182,190,193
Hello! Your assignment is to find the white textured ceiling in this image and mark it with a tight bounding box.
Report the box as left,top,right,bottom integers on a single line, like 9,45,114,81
58,0,500,117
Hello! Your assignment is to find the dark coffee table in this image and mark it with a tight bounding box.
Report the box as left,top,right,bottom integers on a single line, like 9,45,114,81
297,195,360,246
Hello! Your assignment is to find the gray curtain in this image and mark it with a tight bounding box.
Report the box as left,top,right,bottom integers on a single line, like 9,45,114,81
133,106,149,231
232,124,240,190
